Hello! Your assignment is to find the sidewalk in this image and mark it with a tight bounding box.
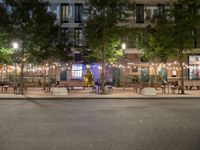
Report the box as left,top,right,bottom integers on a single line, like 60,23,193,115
0,87,199,99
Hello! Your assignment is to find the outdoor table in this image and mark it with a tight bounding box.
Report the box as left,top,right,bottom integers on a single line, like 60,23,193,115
165,83,170,94
13,85,18,94
92,85,100,93
44,83,51,93
3,85,9,93
171,86,177,94
106,85,113,93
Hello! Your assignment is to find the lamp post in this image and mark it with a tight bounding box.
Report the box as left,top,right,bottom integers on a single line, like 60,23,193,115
122,43,126,90
12,42,18,93
13,42,19,49
122,43,126,51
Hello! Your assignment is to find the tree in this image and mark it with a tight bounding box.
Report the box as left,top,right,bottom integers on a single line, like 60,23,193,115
138,0,200,94
137,28,176,82
0,3,13,64
5,0,60,94
84,0,133,94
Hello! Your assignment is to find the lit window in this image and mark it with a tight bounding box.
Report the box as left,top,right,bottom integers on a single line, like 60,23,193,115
189,55,200,79
72,64,83,79
61,4,69,23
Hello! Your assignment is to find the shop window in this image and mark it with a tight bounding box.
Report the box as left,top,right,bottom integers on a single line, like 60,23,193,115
189,55,200,79
72,64,83,79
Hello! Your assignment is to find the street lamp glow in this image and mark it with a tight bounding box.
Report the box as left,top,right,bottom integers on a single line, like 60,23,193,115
13,42,19,49
122,43,126,50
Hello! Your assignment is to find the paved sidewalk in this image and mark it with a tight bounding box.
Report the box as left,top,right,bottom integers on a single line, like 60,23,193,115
0,87,199,99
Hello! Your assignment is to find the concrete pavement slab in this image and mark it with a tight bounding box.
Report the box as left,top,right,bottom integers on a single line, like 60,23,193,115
0,87,199,100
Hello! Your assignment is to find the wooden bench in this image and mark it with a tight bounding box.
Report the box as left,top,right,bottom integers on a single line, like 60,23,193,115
184,80,200,90
170,86,182,94
44,83,51,93
59,80,86,90
133,83,145,94
153,83,165,93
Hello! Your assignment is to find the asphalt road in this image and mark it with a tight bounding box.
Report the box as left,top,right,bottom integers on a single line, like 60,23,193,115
0,99,200,150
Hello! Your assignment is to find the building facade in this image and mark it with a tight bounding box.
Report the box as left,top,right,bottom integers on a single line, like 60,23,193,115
46,0,87,82
47,0,86,48
123,0,200,83
46,0,200,83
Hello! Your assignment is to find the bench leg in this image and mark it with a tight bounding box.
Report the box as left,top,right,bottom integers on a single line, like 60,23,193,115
161,88,165,93
171,88,176,94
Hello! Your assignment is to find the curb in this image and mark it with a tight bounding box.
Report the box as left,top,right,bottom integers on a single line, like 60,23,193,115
0,96,200,100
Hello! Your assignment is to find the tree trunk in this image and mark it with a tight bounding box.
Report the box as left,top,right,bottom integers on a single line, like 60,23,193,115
101,48,106,94
101,21,106,94
20,61,24,95
43,63,46,89
43,67,46,89
154,67,157,82
178,49,184,94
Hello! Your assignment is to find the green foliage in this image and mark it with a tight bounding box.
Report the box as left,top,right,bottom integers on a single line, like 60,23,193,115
0,34,12,63
137,28,175,63
84,0,134,64
105,38,123,63
4,0,66,64
0,4,13,63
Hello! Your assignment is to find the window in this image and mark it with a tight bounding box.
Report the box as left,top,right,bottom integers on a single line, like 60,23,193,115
53,5,60,19
193,30,197,48
136,4,144,23
75,28,83,47
189,55,200,79
141,67,149,82
157,4,165,16
132,66,138,72
74,53,82,62
72,64,83,79
61,4,69,23
75,3,83,23
61,28,69,45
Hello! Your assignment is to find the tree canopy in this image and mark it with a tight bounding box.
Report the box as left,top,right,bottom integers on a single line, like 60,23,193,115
0,3,12,63
84,0,134,64
5,0,59,64
0,0,72,65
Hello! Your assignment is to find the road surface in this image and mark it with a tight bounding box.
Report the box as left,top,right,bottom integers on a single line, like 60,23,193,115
0,99,200,150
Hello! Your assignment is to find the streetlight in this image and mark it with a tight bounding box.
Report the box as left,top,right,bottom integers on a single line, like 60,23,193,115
122,43,126,51
121,43,126,90
13,42,19,49
12,42,18,94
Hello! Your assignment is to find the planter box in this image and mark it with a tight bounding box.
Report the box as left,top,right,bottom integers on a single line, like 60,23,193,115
141,87,156,96
51,88,68,96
